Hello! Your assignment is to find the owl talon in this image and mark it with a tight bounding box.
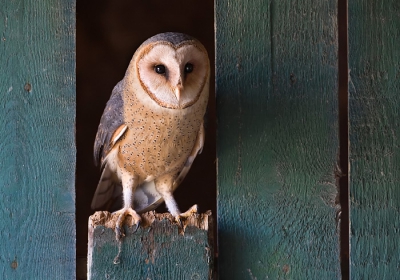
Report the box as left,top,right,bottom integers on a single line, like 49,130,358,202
113,207,141,241
174,204,198,228
175,216,184,228
133,220,140,233
115,225,124,241
179,204,198,218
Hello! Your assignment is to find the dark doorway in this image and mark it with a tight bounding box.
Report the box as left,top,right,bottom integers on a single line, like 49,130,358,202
76,2,215,278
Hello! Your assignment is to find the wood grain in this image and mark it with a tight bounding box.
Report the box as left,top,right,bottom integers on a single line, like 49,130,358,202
0,0,76,278
88,211,214,279
215,0,340,278
349,1,400,278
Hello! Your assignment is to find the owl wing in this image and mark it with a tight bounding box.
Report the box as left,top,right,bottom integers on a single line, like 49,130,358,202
93,81,125,166
92,81,127,210
134,122,205,213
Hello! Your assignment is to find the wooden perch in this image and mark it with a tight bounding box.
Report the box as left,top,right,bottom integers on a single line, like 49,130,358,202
88,211,214,279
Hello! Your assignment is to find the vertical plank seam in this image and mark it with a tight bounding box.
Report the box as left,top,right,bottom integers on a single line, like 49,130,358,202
338,0,350,278
269,0,275,95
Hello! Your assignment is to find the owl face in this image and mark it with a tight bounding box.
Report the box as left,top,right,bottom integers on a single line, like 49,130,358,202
136,40,209,109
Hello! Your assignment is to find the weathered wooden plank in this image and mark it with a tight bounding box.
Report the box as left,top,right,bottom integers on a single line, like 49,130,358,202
0,0,76,278
216,0,340,278
88,211,214,279
348,1,400,278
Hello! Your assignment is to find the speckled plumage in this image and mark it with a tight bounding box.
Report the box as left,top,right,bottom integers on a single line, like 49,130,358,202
92,33,210,238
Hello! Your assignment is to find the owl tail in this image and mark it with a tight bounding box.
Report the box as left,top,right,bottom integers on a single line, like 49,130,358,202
91,163,117,210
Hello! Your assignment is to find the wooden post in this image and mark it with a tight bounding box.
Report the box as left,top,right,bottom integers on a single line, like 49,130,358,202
216,0,341,278
349,0,400,278
0,0,76,278
88,211,214,279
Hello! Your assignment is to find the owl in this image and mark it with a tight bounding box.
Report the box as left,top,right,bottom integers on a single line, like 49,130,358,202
92,32,210,239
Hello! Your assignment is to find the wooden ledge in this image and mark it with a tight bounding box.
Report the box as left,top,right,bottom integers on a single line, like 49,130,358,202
88,211,214,279
89,210,211,234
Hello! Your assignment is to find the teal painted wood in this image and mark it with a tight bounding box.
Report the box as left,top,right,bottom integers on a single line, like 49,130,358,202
349,1,400,278
216,0,340,278
0,1,76,278
88,211,214,279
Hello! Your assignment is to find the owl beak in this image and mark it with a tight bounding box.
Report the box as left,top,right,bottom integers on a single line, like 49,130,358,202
174,85,183,102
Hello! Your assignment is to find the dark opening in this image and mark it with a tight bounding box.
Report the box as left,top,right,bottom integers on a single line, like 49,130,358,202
76,2,216,278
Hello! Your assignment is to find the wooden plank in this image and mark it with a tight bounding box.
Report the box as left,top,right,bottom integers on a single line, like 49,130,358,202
0,0,76,278
215,0,340,278
88,211,214,279
348,1,400,278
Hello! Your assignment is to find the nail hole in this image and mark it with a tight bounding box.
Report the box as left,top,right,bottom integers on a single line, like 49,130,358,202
11,259,18,269
24,83,32,92
290,73,296,85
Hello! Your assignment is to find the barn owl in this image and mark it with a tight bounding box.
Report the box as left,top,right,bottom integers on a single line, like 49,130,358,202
92,32,210,240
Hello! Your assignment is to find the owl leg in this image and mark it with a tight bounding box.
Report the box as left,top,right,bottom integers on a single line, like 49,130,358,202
155,176,198,227
113,173,141,240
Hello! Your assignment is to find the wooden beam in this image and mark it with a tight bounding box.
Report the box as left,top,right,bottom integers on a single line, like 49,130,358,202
215,0,341,278
0,0,75,278
88,211,214,279
349,0,400,278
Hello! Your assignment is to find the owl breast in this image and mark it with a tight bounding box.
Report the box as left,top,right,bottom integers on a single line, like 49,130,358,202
118,100,204,180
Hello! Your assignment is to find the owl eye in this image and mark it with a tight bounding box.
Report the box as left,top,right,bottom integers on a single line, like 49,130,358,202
154,65,166,74
184,63,193,73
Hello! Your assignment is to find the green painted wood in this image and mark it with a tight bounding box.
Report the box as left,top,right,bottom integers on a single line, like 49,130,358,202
216,0,340,278
88,211,214,279
348,1,400,278
0,0,76,278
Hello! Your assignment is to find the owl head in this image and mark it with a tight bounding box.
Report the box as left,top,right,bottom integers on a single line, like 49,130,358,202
125,32,210,109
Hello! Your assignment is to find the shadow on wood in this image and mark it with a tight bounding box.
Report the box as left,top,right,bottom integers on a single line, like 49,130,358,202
88,211,214,279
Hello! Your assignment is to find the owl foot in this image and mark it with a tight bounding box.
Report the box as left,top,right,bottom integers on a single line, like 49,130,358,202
113,207,141,241
175,204,198,227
